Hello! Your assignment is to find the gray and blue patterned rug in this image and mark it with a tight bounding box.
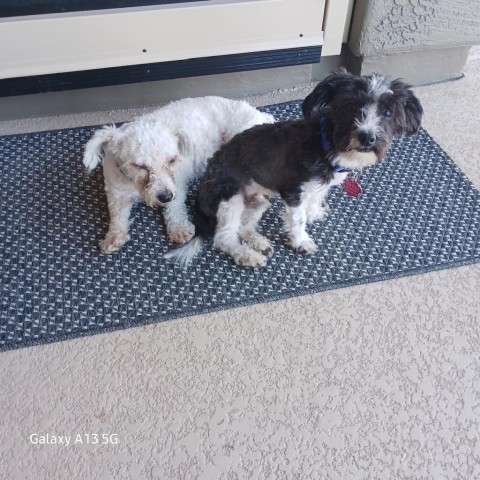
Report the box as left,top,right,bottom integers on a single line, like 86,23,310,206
1,101,479,351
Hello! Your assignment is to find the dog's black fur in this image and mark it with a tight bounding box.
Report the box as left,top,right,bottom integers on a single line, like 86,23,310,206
165,70,423,267
193,119,335,238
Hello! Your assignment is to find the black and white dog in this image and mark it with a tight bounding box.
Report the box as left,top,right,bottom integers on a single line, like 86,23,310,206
165,70,423,267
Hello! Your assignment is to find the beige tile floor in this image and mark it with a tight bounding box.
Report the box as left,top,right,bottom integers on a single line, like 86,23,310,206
1,48,479,479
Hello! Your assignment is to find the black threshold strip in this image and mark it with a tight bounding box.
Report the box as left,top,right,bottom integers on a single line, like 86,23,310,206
0,46,322,97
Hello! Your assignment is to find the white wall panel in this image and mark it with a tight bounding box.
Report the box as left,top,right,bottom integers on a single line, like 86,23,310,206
0,0,326,79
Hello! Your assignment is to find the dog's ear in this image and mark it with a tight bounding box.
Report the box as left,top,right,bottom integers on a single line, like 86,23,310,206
390,80,423,135
402,91,423,134
302,69,353,119
175,131,188,155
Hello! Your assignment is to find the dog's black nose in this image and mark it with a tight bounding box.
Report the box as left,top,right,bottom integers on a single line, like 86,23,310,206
359,132,376,147
157,190,173,203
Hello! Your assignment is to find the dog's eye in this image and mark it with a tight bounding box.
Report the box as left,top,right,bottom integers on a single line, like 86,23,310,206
383,109,392,117
134,164,148,170
168,157,177,166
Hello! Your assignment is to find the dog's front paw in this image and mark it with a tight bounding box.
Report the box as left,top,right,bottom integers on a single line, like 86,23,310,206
259,244,274,257
99,232,130,254
242,232,274,257
235,250,267,268
286,237,318,255
296,238,318,254
167,222,195,245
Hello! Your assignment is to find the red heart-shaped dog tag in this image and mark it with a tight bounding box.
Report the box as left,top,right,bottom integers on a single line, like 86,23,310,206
344,179,362,198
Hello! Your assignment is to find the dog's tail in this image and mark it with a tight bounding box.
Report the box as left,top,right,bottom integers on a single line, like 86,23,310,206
164,236,205,267
83,125,117,172
164,200,216,267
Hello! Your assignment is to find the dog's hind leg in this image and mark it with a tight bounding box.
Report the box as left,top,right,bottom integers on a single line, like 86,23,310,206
239,195,273,257
99,193,134,254
213,194,267,267
282,202,318,254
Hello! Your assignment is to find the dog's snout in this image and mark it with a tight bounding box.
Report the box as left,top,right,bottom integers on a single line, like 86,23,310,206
157,190,174,203
358,131,376,147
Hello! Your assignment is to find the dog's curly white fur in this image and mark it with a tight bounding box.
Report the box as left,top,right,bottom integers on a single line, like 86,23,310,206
83,96,274,253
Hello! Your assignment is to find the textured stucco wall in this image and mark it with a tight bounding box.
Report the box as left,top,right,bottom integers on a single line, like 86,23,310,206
349,0,480,56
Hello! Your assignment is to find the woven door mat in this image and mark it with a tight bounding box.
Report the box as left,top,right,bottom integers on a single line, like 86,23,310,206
1,102,479,351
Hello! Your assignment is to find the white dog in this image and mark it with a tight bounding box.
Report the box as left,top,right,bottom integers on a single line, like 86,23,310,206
83,96,274,253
